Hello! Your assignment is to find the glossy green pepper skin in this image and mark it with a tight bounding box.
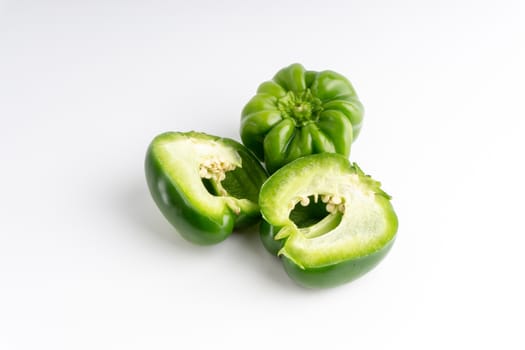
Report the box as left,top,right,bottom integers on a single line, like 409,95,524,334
145,131,267,245
241,63,364,173
259,153,398,288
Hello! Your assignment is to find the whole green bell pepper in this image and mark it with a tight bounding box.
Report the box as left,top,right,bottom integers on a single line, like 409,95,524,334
145,131,268,245
259,153,398,288
240,63,364,173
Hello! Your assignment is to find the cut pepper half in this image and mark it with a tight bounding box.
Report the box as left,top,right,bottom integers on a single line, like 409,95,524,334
145,131,267,245
259,153,398,288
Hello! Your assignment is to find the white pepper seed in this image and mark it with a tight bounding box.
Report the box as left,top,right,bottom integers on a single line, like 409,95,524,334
300,197,310,206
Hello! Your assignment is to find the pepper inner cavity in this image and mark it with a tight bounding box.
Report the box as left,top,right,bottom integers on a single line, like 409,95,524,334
288,194,345,239
289,194,344,228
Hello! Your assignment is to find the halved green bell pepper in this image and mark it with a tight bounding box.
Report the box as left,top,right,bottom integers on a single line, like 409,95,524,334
145,131,267,245
241,63,364,173
259,153,397,288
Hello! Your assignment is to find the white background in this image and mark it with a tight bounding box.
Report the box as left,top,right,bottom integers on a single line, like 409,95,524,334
1,0,524,349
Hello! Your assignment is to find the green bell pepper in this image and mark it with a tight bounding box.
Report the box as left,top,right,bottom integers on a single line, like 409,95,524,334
240,63,364,173
259,153,398,288
145,131,268,245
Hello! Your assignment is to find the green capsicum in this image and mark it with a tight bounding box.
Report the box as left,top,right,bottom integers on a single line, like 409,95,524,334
259,153,398,288
145,131,267,245
240,63,364,173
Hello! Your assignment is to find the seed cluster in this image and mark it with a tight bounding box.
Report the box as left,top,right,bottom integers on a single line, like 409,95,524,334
321,194,345,214
199,158,236,182
295,194,346,214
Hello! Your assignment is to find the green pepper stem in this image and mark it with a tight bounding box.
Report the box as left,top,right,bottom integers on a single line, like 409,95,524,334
277,89,323,126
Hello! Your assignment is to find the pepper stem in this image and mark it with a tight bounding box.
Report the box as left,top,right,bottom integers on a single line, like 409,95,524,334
277,89,323,126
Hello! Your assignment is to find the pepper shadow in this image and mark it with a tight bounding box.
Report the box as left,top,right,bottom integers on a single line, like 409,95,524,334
231,225,330,292
114,178,200,250
232,225,297,288
114,178,336,292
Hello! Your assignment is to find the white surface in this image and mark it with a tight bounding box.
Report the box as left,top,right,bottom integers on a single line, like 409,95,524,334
1,1,524,349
